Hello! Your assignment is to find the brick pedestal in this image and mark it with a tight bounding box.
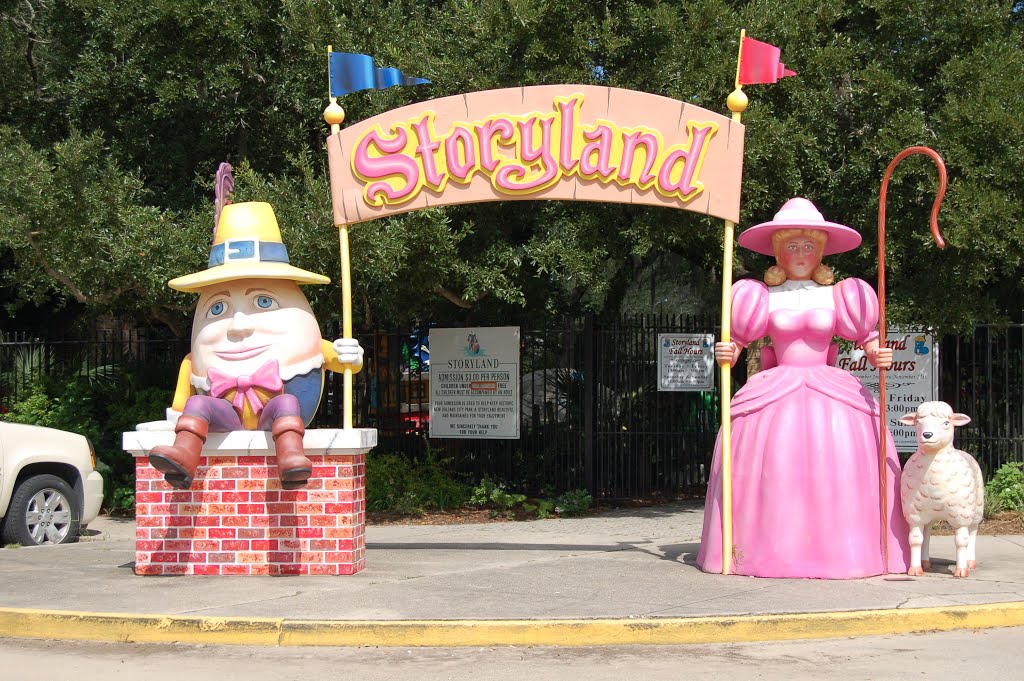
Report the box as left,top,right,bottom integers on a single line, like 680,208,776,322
123,428,376,576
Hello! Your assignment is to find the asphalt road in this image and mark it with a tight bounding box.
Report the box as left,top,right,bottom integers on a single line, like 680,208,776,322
4,627,1023,681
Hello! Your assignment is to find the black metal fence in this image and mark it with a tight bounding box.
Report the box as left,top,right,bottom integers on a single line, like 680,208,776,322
323,315,728,499
0,328,187,410
3,320,1022,499
940,323,1024,477
589,315,728,498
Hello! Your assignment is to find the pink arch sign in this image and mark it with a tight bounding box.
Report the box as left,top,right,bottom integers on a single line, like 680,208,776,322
327,85,745,225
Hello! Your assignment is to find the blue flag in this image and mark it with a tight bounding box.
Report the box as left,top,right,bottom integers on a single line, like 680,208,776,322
329,52,431,97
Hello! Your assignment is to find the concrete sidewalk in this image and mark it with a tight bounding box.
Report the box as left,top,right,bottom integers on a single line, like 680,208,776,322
1,502,1022,646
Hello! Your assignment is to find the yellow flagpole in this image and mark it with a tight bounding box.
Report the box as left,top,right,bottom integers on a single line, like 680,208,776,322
338,223,353,429
324,45,354,430
719,29,749,576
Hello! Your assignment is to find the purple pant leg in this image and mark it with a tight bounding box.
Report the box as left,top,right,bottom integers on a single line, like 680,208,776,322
182,395,243,432
257,394,302,430
182,394,301,432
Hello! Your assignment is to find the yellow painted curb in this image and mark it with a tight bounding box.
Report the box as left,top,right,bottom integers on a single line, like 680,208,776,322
1,603,1022,647
0,609,284,646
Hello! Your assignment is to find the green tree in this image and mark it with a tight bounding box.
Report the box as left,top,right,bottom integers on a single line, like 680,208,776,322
0,0,1021,334
0,126,206,334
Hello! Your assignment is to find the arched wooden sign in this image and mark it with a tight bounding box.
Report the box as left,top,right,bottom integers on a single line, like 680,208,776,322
327,85,745,225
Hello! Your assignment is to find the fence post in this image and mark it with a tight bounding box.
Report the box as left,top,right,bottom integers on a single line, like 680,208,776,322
583,313,595,496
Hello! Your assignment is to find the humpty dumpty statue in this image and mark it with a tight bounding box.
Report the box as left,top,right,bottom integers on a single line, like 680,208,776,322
143,175,363,490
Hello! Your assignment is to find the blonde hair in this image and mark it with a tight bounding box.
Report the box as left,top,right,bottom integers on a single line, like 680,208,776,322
764,228,834,286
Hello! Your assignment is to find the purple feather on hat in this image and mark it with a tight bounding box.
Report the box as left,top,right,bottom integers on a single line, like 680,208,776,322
214,163,234,238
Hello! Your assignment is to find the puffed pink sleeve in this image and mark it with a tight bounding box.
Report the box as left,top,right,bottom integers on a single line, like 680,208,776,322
834,278,881,345
731,279,769,348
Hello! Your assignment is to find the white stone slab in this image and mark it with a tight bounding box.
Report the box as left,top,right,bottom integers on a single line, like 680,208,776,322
122,428,377,457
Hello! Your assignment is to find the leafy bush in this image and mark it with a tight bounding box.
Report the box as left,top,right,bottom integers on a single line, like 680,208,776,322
555,489,593,517
522,498,556,519
366,450,471,514
471,478,592,520
985,462,1024,513
109,485,136,515
983,485,1006,519
3,381,104,445
469,477,527,518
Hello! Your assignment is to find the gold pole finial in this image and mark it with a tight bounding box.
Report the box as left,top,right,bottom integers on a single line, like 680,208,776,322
324,100,346,131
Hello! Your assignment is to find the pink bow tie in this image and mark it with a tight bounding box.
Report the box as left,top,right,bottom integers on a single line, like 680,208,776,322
207,360,283,415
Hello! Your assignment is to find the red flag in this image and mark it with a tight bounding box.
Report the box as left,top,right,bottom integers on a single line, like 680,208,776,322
738,36,797,85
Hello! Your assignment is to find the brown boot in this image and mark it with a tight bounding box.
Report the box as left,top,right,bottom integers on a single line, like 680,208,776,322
148,415,208,490
272,415,311,489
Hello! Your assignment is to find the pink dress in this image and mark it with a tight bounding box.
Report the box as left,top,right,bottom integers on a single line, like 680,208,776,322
696,277,910,578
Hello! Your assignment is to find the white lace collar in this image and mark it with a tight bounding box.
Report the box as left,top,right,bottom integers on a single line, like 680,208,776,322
768,278,833,312
771,278,822,292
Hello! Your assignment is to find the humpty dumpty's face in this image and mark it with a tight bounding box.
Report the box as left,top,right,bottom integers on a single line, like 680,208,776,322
190,278,321,378
777,235,821,281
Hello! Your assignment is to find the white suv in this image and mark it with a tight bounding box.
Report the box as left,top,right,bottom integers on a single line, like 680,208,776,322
0,422,104,546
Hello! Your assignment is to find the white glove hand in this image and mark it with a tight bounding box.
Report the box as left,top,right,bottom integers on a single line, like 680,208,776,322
332,338,365,370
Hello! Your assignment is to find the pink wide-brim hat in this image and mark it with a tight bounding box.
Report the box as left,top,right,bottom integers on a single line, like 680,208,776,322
738,197,863,256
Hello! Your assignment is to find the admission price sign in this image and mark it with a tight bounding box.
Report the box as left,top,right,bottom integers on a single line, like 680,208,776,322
837,329,938,451
429,327,520,439
658,333,715,391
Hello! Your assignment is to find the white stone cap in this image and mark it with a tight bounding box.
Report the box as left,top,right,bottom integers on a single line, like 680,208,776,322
122,428,377,458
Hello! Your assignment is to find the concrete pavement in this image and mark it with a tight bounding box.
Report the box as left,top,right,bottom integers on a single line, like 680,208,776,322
1,502,1022,646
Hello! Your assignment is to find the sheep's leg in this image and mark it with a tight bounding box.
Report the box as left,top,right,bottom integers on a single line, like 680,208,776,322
921,524,931,570
967,525,979,570
907,525,925,576
953,526,971,577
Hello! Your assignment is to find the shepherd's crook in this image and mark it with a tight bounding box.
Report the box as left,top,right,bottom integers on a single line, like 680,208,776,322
877,146,947,572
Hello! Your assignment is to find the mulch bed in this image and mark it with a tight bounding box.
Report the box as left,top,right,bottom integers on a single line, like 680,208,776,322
930,511,1023,536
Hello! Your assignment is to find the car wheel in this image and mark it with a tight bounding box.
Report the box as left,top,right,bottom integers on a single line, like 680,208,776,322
2,474,81,546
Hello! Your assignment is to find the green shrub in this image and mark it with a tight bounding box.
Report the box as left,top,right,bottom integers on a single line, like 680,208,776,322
109,485,136,515
97,385,174,513
983,485,1006,519
2,381,103,444
985,462,1024,513
470,477,527,514
522,498,556,519
556,489,593,517
103,385,174,435
366,450,471,514
470,479,593,520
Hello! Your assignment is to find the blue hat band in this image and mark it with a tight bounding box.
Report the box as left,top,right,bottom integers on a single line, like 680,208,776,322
209,239,290,267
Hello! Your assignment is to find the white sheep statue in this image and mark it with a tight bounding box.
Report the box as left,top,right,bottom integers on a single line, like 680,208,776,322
899,401,984,578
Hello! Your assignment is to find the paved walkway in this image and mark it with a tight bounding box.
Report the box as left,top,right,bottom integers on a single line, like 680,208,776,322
1,502,1022,646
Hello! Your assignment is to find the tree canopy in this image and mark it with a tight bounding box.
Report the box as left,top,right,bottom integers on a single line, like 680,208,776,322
1,0,1022,335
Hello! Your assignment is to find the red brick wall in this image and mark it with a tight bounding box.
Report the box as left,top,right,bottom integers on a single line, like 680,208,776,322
133,453,365,575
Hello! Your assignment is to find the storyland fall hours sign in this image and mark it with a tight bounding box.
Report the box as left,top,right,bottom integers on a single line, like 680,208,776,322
429,327,521,439
837,329,938,452
658,333,715,391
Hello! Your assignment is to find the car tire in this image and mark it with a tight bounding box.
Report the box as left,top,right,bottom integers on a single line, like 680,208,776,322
2,474,81,546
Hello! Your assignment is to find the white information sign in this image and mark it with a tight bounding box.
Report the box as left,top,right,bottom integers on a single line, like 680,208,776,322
837,329,938,452
429,327,521,439
658,333,715,391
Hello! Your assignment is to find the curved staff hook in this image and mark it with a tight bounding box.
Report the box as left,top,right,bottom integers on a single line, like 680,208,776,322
876,146,947,573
